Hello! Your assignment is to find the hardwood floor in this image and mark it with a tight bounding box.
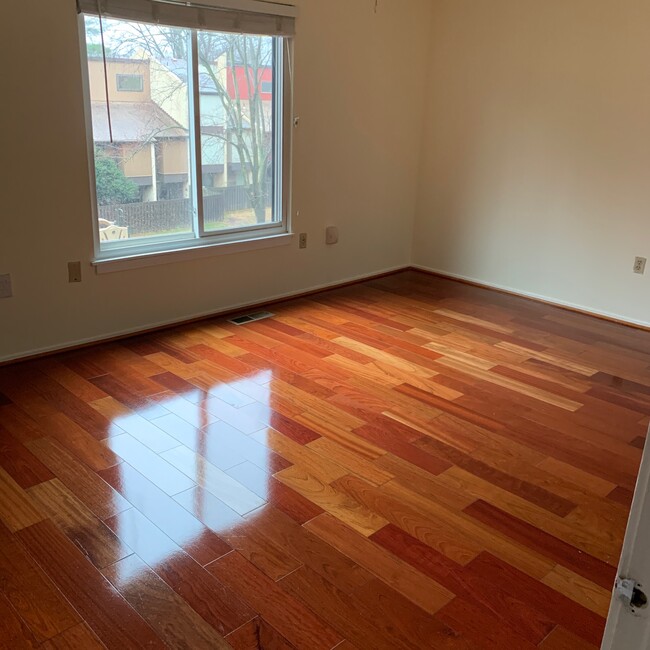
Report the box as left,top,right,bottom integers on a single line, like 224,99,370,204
0,270,647,649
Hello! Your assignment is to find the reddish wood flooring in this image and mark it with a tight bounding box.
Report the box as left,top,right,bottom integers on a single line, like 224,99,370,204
0,270,647,649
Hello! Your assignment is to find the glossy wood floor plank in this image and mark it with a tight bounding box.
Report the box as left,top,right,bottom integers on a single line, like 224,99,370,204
371,523,555,645
28,479,131,570
468,552,606,646
39,623,106,650
240,505,373,593
104,507,255,636
26,436,131,521
40,412,121,473
0,520,81,644
0,270,646,648
207,550,342,650
0,466,45,532
104,434,195,496
225,617,296,650
539,626,600,649
465,499,617,589
275,466,389,536
435,596,537,649
305,513,453,613
102,554,231,649
99,461,232,566
0,593,40,650
17,519,164,649
541,564,613,617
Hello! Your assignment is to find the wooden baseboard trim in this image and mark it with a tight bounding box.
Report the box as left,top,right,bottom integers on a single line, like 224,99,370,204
410,266,650,334
0,267,408,367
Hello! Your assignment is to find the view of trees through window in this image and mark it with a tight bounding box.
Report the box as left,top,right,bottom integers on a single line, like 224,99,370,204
85,16,278,246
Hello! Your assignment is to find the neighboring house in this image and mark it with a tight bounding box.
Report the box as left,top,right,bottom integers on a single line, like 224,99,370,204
226,61,274,186
150,56,230,190
89,50,272,204
88,58,189,202
150,54,274,190
227,64,273,102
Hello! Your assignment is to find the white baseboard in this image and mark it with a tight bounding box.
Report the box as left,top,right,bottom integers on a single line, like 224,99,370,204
5,262,647,364
411,264,650,330
1,264,409,364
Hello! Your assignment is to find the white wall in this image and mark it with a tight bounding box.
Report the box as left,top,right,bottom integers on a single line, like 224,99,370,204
0,0,431,362
414,0,650,326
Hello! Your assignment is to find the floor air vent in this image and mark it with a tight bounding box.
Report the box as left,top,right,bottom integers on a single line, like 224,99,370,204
228,311,275,325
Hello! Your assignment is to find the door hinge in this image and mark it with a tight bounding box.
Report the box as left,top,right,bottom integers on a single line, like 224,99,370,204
615,577,648,613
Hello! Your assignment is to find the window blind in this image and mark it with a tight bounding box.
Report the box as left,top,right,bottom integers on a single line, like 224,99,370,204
77,0,297,36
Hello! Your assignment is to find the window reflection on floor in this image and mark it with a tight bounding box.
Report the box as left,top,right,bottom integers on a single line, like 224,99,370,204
105,370,274,573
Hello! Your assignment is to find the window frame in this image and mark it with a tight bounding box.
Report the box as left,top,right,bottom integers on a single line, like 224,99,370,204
77,14,293,268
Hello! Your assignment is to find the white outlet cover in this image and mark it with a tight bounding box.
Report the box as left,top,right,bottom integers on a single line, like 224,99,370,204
326,226,339,245
0,274,12,299
634,257,647,275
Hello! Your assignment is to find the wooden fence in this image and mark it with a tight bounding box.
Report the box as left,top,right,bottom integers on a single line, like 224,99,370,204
98,184,271,237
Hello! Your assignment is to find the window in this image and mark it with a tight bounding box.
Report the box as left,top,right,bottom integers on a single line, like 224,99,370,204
116,73,144,92
78,0,295,263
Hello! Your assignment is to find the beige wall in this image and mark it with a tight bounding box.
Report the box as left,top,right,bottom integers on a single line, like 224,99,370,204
159,140,189,176
415,0,650,326
0,0,430,361
121,143,153,179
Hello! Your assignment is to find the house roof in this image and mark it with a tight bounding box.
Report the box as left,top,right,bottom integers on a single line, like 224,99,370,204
159,52,273,96
92,101,187,143
159,58,220,95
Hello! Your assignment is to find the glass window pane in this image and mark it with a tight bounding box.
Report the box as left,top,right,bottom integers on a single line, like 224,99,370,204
196,32,278,232
84,16,194,249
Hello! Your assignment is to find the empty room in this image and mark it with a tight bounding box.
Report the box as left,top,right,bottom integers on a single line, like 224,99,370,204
1,0,650,648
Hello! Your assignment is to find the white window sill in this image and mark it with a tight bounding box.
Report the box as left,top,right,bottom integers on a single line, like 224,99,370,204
92,232,294,274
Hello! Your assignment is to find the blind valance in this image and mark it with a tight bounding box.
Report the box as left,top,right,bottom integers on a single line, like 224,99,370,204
77,0,296,36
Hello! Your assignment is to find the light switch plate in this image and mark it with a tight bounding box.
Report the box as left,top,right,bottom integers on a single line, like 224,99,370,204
0,274,12,298
68,261,82,283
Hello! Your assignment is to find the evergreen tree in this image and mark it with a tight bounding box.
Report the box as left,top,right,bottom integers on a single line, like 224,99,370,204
94,149,139,205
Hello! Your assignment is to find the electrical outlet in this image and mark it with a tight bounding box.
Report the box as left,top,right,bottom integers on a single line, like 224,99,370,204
325,226,339,245
68,261,82,283
299,233,308,249
0,274,12,299
633,257,647,275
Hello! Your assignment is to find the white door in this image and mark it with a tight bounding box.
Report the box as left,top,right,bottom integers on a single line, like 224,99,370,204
602,426,650,649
